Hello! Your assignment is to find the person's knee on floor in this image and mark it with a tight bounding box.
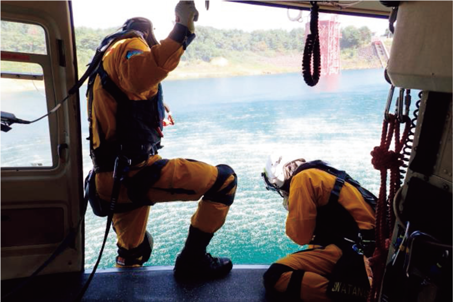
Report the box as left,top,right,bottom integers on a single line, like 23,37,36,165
116,231,153,268
263,263,306,301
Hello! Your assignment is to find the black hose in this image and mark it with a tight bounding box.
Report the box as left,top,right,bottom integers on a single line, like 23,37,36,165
400,91,421,179
302,1,321,87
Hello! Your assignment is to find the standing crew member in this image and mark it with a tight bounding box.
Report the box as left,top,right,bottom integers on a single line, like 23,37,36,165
261,154,376,301
87,2,236,280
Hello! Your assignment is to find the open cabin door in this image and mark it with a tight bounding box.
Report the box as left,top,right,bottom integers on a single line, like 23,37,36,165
1,1,84,280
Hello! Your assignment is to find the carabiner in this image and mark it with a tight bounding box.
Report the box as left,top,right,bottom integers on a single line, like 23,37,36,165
396,88,405,123
384,85,395,121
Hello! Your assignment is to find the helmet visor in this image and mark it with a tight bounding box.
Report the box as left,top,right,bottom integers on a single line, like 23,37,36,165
261,171,285,198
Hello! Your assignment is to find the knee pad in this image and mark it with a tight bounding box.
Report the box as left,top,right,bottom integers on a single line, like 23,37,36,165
263,263,293,291
204,164,237,206
116,231,153,267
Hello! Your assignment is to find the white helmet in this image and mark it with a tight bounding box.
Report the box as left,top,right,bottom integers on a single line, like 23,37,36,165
262,153,306,197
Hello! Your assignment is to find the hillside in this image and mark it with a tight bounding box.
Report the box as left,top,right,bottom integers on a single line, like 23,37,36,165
168,42,390,80
2,22,392,80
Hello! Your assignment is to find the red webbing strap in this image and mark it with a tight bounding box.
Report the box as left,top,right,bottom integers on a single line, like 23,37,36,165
368,114,410,302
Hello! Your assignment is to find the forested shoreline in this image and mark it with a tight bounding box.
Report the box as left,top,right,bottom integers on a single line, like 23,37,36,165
2,21,392,79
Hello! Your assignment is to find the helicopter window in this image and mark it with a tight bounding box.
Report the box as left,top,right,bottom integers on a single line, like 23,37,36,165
1,20,55,168
1,21,47,55
1,63,53,168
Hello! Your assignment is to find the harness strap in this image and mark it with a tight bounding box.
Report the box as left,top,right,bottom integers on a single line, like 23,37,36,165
98,63,129,103
312,170,366,250
263,263,294,291
328,170,347,204
86,170,144,217
286,270,305,301
123,159,169,204
89,62,162,172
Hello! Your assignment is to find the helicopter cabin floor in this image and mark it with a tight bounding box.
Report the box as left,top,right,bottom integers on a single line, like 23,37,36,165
2,265,273,301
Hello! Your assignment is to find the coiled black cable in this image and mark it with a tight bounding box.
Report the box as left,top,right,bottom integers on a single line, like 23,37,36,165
400,91,422,179
302,1,321,87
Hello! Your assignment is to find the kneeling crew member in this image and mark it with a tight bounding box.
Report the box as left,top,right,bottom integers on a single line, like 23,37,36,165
87,2,236,279
261,154,376,301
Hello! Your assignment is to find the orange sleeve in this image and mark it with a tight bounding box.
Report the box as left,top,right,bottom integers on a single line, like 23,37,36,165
285,170,331,245
116,37,184,95
285,169,376,246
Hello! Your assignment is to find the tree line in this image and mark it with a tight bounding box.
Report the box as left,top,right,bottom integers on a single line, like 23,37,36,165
2,21,376,73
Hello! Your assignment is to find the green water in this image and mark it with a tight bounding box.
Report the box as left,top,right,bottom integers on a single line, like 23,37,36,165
83,69,406,269
0,69,409,269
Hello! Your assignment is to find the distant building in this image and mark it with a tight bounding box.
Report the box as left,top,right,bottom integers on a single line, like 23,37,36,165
210,57,229,67
306,15,341,75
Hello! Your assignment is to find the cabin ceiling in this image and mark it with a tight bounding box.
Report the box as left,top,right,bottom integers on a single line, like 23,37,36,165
229,1,392,18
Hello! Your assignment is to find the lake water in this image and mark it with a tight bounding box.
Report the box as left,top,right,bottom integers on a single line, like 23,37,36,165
84,68,403,269
1,68,407,269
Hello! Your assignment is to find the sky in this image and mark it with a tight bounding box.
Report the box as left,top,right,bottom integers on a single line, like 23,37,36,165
71,0,390,39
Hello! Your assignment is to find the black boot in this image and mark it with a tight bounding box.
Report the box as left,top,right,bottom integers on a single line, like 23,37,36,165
174,225,232,280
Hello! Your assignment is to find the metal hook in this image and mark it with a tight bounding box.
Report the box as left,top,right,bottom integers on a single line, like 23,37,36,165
384,85,395,121
389,6,398,34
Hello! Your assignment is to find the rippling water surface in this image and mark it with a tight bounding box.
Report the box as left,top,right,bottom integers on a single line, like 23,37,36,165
2,69,405,269
84,69,397,269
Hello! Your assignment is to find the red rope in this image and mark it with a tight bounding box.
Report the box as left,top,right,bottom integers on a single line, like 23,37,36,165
368,114,410,302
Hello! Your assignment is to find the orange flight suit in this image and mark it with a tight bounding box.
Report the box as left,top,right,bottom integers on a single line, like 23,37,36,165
267,168,375,301
90,28,235,253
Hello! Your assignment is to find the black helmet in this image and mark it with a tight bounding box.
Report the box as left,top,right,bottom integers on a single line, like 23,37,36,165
122,17,158,47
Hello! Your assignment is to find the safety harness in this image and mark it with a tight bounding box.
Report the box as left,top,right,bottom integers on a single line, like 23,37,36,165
290,161,376,301
86,32,165,173
287,160,377,253
84,29,171,216
77,30,171,300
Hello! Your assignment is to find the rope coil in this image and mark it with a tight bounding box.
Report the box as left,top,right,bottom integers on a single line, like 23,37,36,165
368,113,410,302
302,1,321,87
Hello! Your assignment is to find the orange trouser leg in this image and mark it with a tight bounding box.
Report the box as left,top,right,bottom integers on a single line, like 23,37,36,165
148,159,235,234
191,173,236,233
111,158,235,251
267,244,343,301
112,205,150,250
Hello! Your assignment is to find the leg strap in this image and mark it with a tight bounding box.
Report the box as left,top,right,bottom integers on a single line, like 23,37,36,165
124,159,169,205
264,263,306,301
263,263,293,291
287,270,305,301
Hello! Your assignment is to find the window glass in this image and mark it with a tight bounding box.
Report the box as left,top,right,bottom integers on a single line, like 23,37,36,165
1,21,47,55
1,63,53,168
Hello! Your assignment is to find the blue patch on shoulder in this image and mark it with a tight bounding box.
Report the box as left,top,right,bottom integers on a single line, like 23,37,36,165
126,50,144,59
